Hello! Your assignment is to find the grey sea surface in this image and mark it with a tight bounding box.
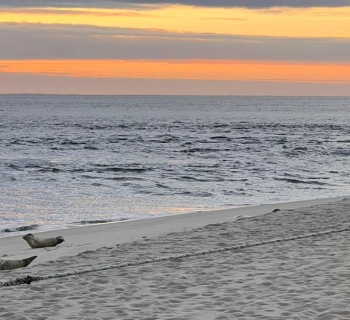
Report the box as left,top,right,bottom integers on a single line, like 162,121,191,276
0,95,349,237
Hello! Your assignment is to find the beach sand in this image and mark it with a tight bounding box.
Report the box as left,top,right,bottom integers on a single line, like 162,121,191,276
1,196,350,319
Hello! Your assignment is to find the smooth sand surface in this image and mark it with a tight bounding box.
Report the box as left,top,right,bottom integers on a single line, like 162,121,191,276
1,196,350,319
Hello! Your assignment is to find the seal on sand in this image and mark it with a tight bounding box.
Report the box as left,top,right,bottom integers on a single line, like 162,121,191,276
0,256,37,270
23,234,65,249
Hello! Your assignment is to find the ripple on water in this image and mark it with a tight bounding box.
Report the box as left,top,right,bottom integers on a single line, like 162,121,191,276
1,95,350,233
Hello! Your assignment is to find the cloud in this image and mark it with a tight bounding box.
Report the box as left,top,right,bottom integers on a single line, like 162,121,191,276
0,22,350,61
0,8,154,17
0,0,350,9
0,0,155,9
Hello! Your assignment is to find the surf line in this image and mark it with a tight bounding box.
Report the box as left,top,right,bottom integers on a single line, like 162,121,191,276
1,226,349,288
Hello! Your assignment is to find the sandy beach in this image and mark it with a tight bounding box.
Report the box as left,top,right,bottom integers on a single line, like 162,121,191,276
1,196,350,319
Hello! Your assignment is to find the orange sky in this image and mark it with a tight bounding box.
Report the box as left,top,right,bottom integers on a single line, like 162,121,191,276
1,60,349,83
1,6,350,38
0,3,349,94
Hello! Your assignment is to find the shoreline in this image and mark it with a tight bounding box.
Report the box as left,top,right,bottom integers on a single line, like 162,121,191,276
0,195,346,265
2,192,349,239
1,195,350,319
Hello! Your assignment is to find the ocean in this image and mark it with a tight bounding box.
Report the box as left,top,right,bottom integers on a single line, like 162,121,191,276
1,95,349,236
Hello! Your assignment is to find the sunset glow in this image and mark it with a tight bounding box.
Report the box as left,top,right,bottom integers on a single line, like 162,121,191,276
0,0,349,95
1,6,350,38
1,60,349,83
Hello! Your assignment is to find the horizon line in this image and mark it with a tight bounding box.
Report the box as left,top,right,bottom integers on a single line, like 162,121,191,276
1,93,350,97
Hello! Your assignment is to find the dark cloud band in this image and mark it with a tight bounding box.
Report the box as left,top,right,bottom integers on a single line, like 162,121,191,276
0,0,350,8
1,22,350,61
119,0,350,8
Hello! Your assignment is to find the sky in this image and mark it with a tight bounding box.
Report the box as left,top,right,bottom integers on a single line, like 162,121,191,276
0,0,349,95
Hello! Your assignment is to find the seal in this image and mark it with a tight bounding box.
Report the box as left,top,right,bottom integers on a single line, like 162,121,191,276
23,233,65,249
0,256,37,270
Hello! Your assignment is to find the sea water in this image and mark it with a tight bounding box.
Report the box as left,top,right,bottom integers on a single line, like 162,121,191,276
1,95,349,236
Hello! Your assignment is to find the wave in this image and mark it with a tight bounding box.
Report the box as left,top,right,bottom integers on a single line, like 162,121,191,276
180,148,228,153
332,150,350,156
177,191,213,197
275,178,329,185
94,165,152,173
36,168,61,173
84,145,99,150
284,173,330,180
106,176,144,181
150,134,180,143
337,140,350,143
1,224,39,233
74,218,131,225
156,183,170,189
103,167,150,173
81,175,143,181
210,136,231,140
176,175,225,182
